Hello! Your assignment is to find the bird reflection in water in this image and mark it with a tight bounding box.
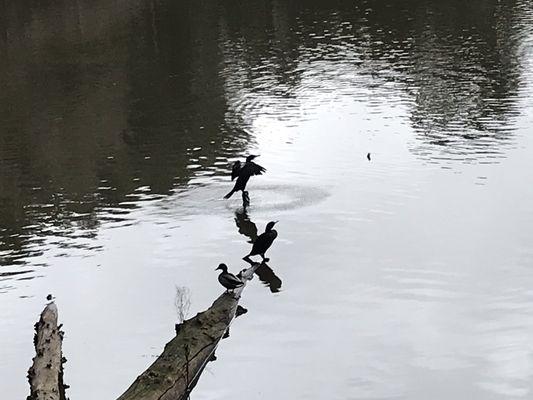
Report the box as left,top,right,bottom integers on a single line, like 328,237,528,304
234,208,258,243
234,208,282,293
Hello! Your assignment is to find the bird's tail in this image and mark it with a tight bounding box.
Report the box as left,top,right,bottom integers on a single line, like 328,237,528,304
224,189,236,199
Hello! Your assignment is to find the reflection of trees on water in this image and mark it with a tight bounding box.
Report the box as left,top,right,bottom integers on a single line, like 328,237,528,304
0,0,236,265
0,0,531,265
218,0,529,156
391,0,526,157
287,0,528,158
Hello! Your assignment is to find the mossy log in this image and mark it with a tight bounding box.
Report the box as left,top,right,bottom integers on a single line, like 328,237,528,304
27,302,67,400
117,262,260,400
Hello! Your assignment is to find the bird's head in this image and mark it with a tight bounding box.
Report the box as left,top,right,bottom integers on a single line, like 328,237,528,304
266,221,278,231
216,263,228,272
246,155,259,162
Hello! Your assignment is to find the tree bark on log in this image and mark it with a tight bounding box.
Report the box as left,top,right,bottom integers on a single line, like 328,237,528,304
27,302,67,400
117,262,259,400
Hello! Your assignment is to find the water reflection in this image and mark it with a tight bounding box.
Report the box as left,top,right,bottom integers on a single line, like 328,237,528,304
1,0,530,267
252,262,282,294
234,208,258,243
219,0,528,161
0,0,241,266
235,209,282,293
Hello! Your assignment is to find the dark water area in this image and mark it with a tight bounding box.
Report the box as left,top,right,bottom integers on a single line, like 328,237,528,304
1,0,533,399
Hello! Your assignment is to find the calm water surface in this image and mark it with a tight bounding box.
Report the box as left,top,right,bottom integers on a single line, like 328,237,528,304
2,0,533,399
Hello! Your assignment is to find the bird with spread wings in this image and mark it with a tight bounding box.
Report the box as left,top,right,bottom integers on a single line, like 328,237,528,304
224,155,266,206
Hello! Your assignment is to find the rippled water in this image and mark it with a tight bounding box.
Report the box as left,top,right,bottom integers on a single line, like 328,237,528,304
2,0,533,399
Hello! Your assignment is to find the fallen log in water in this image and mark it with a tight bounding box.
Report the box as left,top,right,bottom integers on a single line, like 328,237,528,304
27,302,67,400
117,262,259,400
27,262,260,400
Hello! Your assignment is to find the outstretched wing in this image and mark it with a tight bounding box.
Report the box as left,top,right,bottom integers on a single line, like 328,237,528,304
249,161,266,176
231,161,241,181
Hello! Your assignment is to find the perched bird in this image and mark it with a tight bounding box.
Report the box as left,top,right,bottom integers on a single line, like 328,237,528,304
224,155,266,205
367,152,371,161
243,221,278,262
215,263,244,293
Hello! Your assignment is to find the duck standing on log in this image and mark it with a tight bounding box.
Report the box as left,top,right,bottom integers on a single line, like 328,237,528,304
224,155,266,206
243,221,278,263
216,263,244,293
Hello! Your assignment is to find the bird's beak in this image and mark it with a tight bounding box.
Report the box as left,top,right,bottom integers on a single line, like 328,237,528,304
274,220,279,224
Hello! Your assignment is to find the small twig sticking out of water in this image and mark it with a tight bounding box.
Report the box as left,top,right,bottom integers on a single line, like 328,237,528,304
174,286,191,323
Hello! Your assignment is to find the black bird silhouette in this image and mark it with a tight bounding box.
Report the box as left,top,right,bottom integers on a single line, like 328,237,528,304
215,263,244,293
224,155,266,206
243,221,278,262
